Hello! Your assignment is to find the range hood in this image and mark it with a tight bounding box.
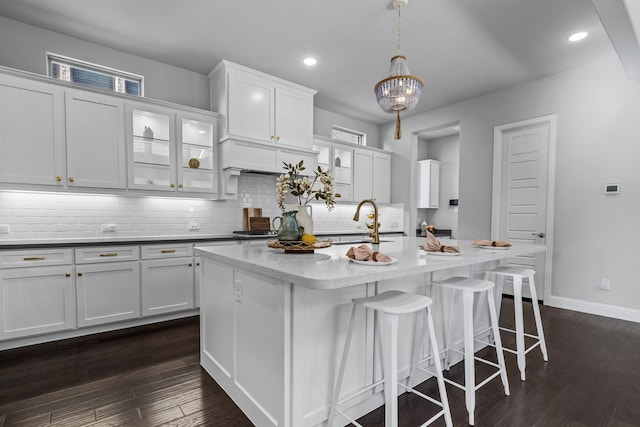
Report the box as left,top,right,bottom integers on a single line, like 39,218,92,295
219,137,318,198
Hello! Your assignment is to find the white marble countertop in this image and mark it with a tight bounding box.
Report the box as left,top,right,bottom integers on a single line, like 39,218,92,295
194,236,547,290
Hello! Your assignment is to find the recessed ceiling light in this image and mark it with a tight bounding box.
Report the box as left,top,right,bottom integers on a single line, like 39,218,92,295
568,31,588,42
303,57,317,66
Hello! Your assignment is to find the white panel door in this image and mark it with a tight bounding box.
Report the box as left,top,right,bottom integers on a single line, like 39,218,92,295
0,75,65,186
0,265,75,340
275,86,313,149
353,149,373,201
65,90,126,189
228,70,274,142
141,258,195,316
76,261,141,327
373,152,391,203
493,115,556,301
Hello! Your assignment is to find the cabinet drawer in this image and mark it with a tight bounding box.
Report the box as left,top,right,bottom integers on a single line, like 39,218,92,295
75,246,140,264
141,243,193,259
0,248,73,268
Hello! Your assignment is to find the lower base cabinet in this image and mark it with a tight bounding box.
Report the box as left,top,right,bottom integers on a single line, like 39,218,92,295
76,261,141,327
141,257,195,316
0,265,76,340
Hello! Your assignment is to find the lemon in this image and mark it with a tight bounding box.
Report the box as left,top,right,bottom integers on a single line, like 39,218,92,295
301,233,317,245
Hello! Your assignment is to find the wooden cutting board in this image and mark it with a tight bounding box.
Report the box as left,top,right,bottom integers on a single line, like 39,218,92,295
243,208,263,230
249,216,271,231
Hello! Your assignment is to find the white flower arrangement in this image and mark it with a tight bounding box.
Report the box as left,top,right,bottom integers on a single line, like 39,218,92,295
276,161,339,211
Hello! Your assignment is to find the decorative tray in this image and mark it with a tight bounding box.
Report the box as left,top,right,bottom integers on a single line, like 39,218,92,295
267,238,332,254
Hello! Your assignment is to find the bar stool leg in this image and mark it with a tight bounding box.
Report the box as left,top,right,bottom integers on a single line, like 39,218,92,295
380,312,399,427
512,276,527,381
427,306,454,427
487,288,510,395
328,304,358,426
528,276,549,361
462,290,476,425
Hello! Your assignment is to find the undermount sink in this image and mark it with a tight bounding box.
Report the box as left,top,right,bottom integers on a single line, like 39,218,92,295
331,240,392,245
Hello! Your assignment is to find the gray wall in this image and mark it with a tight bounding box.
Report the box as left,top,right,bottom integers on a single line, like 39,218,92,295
314,107,380,148
382,55,640,320
0,15,211,110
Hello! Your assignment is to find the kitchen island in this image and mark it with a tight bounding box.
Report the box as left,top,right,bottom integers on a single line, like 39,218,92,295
195,236,546,427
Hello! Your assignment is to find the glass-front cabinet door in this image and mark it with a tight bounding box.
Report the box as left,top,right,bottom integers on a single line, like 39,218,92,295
333,146,353,201
177,113,217,193
127,105,175,191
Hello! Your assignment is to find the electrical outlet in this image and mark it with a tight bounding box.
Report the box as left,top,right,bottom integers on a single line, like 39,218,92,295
101,224,116,232
188,222,201,231
0,224,10,234
600,278,611,291
391,221,399,229
234,279,243,302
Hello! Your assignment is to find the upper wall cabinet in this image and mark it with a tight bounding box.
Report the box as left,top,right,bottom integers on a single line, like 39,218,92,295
0,66,220,198
0,74,66,187
65,89,126,189
417,159,440,208
126,104,219,195
352,148,391,204
209,60,317,197
313,138,354,202
210,60,316,150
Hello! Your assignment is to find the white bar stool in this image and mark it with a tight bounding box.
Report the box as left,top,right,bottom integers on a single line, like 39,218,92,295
328,290,452,427
433,277,510,426
484,266,548,381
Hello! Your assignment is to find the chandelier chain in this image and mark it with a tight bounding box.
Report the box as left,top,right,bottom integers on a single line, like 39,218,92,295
397,5,402,55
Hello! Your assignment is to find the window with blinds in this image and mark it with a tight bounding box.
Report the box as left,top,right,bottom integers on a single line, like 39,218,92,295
332,125,366,146
47,53,143,96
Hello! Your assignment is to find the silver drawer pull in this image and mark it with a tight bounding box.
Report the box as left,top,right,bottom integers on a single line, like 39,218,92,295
100,253,119,257
161,249,176,253
23,256,45,261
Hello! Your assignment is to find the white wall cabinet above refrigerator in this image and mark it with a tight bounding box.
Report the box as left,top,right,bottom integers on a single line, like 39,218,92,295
417,159,440,208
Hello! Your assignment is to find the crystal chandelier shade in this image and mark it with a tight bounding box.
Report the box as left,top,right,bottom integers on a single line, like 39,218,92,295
374,55,424,113
374,0,424,140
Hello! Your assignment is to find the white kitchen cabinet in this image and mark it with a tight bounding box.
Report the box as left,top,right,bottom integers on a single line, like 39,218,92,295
211,60,316,150
126,104,219,196
0,249,75,341
75,246,140,327
313,138,354,201
372,151,391,204
126,104,175,191
353,148,391,204
417,159,440,208
0,73,66,187
177,112,218,194
141,243,195,316
65,90,126,189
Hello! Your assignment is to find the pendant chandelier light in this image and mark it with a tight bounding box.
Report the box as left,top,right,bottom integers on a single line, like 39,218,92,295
374,0,424,140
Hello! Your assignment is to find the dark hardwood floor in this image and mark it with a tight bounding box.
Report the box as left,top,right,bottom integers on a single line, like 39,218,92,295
1,298,639,426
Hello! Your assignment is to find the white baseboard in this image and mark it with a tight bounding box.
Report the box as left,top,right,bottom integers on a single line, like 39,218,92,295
547,295,640,323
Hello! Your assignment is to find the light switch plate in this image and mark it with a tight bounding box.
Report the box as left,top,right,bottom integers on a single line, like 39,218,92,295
0,224,10,234
102,224,116,232
188,223,201,231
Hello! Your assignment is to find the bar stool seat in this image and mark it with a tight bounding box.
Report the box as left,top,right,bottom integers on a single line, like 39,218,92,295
328,290,452,427
432,277,510,425
484,266,549,381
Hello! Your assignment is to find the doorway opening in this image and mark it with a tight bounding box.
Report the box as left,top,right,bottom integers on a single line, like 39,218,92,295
416,121,460,239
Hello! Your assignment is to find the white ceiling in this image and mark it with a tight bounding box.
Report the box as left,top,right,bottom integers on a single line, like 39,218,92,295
0,0,634,125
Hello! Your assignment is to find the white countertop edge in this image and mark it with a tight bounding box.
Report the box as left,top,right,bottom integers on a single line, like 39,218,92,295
194,237,547,290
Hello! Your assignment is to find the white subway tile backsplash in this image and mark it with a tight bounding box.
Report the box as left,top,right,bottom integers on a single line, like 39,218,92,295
0,173,404,240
